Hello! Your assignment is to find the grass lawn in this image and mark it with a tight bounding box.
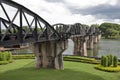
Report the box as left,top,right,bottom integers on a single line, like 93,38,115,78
0,59,120,80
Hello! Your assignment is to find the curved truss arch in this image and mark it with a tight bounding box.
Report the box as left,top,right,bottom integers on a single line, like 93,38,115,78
0,0,61,46
53,23,87,37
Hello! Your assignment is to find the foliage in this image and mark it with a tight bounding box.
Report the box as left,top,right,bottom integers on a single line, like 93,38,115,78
100,55,118,68
109,55,113,66
95,65,120,72
12,54,34,59
103,56,108,67
99,22,120,39
82,24,89,28
0,61,9,65
101,56,104,66
91,24,99,28
113,56,118,67
63,56,100,64
0,51,13,65
107,55,112,67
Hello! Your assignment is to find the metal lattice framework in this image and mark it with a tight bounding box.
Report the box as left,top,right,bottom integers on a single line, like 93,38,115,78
53,23,93,37
86,27,101,36
0,0,61,46
0,0,101,47
53,23,101,38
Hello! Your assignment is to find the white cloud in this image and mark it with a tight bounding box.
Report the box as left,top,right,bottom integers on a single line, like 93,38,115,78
0,0,119,26
64,0,118,8
113,19,120,23
108,0,118,5
11,0,97,25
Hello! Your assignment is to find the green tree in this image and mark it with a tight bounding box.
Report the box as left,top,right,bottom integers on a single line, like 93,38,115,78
91,24,99,28
99,22,120,39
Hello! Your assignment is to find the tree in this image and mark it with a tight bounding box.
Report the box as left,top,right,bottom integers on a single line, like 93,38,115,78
99,22,120,39
91,24,99,28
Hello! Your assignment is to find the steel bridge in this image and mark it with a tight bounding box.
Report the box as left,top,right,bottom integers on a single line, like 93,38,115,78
0,0,100,47
0,0,101,69
0,0,61,46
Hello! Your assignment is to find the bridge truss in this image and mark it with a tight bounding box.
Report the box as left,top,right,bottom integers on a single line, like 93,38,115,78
0,0,61,46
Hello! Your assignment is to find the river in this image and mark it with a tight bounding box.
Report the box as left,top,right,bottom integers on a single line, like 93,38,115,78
63,39,120,58
12,39,120,58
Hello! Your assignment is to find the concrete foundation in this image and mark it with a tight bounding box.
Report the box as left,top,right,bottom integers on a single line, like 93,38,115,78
31,40,68,70
93,34,101,44
72,36,87,56
87,35,94,50
93,35,98,44
97,34,101,42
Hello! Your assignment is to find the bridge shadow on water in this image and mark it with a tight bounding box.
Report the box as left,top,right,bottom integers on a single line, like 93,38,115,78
0,62,105,80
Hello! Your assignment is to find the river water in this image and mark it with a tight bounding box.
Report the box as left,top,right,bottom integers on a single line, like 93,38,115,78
12,39,120,58
63,39,120,58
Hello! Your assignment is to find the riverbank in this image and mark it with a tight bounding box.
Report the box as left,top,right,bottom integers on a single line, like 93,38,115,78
101,37,120,40
0,59,120,80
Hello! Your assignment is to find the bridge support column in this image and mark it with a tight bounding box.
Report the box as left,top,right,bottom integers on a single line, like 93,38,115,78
72,36,87,56
31,40,68,70
97,34,101,42
93,34,101,44
93,35,98,44
87,35,93,50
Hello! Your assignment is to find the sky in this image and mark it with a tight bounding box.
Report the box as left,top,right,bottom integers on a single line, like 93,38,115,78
1,0,120,25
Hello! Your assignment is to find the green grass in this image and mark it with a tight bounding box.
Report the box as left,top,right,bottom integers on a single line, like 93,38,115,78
0,59,120,80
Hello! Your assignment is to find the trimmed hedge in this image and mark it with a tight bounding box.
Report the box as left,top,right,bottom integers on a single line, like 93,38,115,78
95,65,120,72
0,51,12,61
113,56,118,67
0,51,13,65
101,55,118,67
96,54,119,72
0,61,9,65
63,56,100,64
12,54,35,59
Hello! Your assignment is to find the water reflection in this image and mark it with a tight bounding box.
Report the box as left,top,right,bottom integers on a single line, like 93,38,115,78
98,39,120,58
87,44,99,57
63,39,74,55
11,39,120,58
63,39,120,58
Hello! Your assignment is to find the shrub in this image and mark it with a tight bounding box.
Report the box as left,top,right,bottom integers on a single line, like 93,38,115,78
7,52,13,61
95,65,120,72
0,51,13,65
12,54,34,59
0,61,9,65
107,55,110,66
107,55,113,67
1,52,7,61
103,56,108,67
100,55,118,67
113,56,118,67
0,52,2,61
101,56,104,66
63,56,100,64
109,55,113,66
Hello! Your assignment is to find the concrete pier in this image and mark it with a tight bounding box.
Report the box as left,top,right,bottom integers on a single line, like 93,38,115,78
87,35,94,50
72,33,101,56
72,36,87,56
31,40,68,70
